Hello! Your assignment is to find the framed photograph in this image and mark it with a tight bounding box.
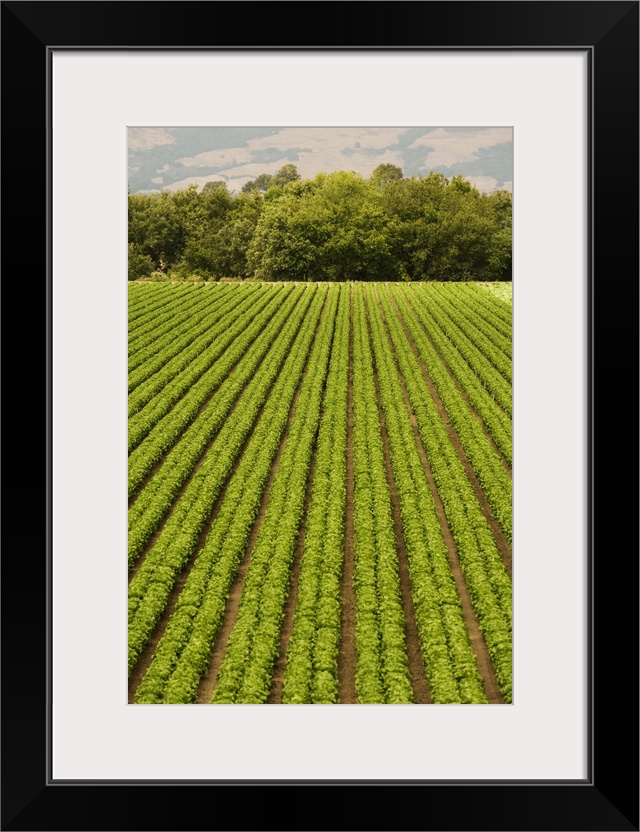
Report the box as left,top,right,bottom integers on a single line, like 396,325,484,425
2,2,637,830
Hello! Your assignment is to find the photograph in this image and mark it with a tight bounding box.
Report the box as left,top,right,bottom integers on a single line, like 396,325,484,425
3,0,636,825
127,126,513,705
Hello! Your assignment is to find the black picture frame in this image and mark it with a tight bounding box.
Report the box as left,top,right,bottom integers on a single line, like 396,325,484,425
2,2,638,830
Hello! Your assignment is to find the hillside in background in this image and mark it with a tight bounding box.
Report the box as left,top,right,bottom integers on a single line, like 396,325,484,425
129,126,513,196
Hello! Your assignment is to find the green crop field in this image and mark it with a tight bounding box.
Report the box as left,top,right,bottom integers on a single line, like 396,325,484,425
128,281,512,704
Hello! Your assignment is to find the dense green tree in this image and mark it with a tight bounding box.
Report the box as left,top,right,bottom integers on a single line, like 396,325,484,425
170,182,231,236
272,163,301,187
241,173,274,194
202,180,229,192
128,191,186,272
381,173,511,281
370,163,404,188
166,183,235,278
247,171,396,281
128,168,512,282
128,243,155,280
207,191,263,278
241,163,301,194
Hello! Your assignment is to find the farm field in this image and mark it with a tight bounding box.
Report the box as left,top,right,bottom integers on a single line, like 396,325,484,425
480,281,513,304
128,281,512,704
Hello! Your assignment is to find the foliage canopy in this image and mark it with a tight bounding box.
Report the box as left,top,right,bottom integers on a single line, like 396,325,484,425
128,165,511,281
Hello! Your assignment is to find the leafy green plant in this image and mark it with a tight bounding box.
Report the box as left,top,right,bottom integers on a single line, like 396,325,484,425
281,284,351,704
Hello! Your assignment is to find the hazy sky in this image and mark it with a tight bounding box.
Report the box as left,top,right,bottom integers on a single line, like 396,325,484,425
128,126,513,195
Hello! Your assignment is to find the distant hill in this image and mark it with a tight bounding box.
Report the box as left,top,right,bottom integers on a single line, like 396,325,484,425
128,126,513,196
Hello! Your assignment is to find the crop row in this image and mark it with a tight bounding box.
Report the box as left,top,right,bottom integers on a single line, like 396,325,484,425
127,284,306,567
434,283,512,360
128,283,238,378
129,287,264,417
365,284,489,703
399,287,512,465
412,286,512,415
350,285,414,703
128,284,208,351
127,284,189,325
128,282,512,703
128,288,168,320
423,285,512,385
127,286,277,448
127,285,295,498
388,285,512,544
466,283,512,330
280,284,351,704
128,284,221,361
371,284,512,701
133,286,331,701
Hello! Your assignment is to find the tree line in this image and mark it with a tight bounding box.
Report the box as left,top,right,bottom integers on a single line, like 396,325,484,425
128,163,512,282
